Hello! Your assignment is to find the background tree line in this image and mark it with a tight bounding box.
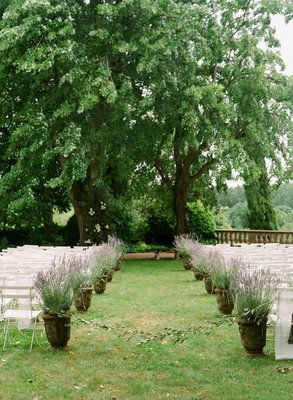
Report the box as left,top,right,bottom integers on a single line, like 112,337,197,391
215,182,293,232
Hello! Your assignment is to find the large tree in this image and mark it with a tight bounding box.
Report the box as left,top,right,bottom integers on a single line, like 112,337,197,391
0,0,292,242
117,0,293,233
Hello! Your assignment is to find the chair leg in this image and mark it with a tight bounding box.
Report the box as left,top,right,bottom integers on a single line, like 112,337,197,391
3,319,10,350
30,318,38,352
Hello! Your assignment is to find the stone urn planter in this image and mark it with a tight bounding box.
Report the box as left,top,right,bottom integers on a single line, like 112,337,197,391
237,318,268,356
74,287,93,312
114,259,122,271
204,276,215,294
192,266,204,281
107,269,114,282
94,278,107,294
42,313,71,349
215,288,234,315
183,255,192,270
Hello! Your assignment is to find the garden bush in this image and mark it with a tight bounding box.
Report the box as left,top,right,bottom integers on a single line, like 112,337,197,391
144,207,176,246
187,201,216,243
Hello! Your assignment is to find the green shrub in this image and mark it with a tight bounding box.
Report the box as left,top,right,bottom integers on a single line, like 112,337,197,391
144,207,176,245
110,200,145,243
187,201,216,243
63,214,80,246
229,202,249,229
126,243,170,253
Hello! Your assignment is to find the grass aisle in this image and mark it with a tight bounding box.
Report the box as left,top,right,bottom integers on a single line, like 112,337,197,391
0,259,293,400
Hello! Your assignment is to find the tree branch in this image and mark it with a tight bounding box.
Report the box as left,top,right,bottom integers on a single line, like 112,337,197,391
189,158,215,183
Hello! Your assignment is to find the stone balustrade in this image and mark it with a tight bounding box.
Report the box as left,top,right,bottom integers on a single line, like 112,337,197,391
215,229,293,245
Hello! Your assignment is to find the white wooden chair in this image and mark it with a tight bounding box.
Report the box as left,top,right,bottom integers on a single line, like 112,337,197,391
1,285,42,352
275,287,293,360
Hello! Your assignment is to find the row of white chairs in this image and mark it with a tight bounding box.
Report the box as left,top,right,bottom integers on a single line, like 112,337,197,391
0,245,102,351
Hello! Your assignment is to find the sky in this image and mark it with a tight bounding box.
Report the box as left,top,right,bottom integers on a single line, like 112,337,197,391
272,15,293,76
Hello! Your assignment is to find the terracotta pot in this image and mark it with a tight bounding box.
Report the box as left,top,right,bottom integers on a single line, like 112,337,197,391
114,259,122,271
204,276,215,294
214,288,234,315
74,287,93,312
237,318,268,356
183,256,192,270
94,278,107,294
192,267,204,281
107,269,114,282
42,313,71,349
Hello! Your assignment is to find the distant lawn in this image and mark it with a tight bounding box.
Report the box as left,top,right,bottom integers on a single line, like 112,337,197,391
1,259,292,400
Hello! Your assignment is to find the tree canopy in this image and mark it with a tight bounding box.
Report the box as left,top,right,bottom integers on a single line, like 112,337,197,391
0,0,292,243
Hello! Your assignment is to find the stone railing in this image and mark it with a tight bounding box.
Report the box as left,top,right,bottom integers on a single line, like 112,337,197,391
215,229,293,245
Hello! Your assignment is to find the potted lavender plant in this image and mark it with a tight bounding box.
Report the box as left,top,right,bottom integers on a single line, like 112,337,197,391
34,255,85,349
210,258,242,315
107,236,125,271
72,259,93,312
192,249,223,294
174,234,199,271
232,268,280,356
90,242,117,293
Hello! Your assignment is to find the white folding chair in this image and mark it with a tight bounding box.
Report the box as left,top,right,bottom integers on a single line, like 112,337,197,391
0,277,15,319
1,285,42,352
275,288,293,360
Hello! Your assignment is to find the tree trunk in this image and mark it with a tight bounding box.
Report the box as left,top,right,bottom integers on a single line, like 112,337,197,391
173,179,190,235
68,168,110,245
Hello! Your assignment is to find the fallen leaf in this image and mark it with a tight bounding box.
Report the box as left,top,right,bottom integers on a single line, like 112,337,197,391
276,366,292,374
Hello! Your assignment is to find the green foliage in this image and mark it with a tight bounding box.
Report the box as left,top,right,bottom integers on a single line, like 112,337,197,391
110,200,145,243
215,183,293,230
212,206,232,229
187,201,216,242
126,243,171,253
229,202,249,229
244,165,277,230
217,187,246,208
275,205,293,231
272,183,293,209
144,206,176,246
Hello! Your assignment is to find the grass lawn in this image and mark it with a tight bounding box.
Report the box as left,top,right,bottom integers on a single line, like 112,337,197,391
0,259,293,400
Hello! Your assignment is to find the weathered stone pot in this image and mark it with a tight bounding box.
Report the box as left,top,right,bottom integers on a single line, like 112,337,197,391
107,269,114,282
94,278,107,294
114,259,122,271
183,255,192,270
237,318,268,356
204,276,215,294
42,313,71,349
74,287,93,312
215,288,234,315
192,267,204,281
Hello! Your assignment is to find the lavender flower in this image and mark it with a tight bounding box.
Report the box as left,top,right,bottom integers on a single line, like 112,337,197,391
231,268,280,323
33,255,88,315
174,234,202,257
